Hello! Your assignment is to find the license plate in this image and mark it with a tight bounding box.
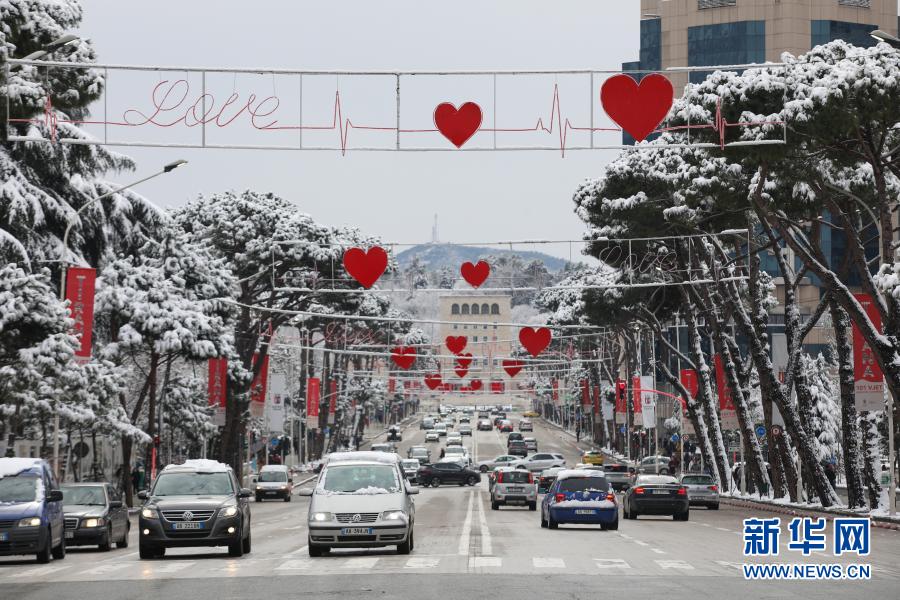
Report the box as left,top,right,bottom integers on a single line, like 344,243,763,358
575,509,596,514
65,531,74,539
507,487,523,492
652,489,669,495
172,522,203,530
0,532,8,542
340,527,373,535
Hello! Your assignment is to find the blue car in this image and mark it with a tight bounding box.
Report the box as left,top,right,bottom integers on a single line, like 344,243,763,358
0,458,67,563
540,469,618,530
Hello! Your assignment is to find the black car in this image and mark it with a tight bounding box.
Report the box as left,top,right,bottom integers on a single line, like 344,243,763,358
508,440,528,457
60,483,130,551
506,432,524,447
137,459,252,559
417,462,482,487
623,474,690,521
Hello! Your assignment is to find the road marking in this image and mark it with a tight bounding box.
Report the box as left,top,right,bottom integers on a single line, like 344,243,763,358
533,557,565,568
716,527,731,532
340,557,378,569
594,558,631,569
476,490,492,555
458,490,475,556
289,545,309,554
82,563,130,576
656,560,694,570
618,533,633,539
4,565,69,578
651,548,666,554
151,561,196,573
405,556,440,569
633,540,649,547
276,559,314,570
285,525,306,530
715,560,743,571
469,556,501,568
700,523,711,527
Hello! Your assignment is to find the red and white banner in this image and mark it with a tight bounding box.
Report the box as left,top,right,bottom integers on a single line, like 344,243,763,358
388,377,396,394
65,266,96,359
713,354,738,429
551,378,559,404
592,385,601,416
208,358,228,408
306,377,320,429
328,379,337,425
581,379,591,407
249,353,269,418
853,293,884,412
679,369,697,409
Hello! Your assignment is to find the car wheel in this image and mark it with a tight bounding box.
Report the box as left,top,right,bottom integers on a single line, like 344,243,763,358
99,525,112,551
139,543,156,559
479,465,488,473
255,495,261,502
397,528,413,555
540,512,548,528
308,544,328,557
36,535,52,564
431,477,441,488
548,514,559,530
528,502,536,511
51,530,65,560
491,501,499,510
117,522,130,548
242,526,252,554
228,530,245,557
606,518,619,531
467,476,477,486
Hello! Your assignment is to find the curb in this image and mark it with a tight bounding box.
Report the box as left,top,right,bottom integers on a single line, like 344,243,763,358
719,496,900,531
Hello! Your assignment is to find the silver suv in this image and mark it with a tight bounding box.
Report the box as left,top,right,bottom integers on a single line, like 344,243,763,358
490,467,537,511
299,452,418,557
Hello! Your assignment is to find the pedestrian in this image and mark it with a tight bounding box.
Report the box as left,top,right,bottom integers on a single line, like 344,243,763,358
824,460,837,489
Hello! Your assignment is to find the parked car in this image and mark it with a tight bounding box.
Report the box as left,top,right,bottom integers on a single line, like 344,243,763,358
253,464,293,502
424,431,440,443
298,451,416,556
401,459,422,484
60,482,130,550
0,457,66,563
523,410,540,418
680,474,719,509
518,420,534,432
458,424,473,436
511,453,566,472
138,459,252,559
540,470,618,530
477,455,519,473
418,462,481,487
623,474,689,521
637,455,671,475
602,463,635,492
508,440,529,457
581,450,605,466
523,437,538,452
537,467,565,494
407,446,431,465
477,419,493,431
490,467,537,510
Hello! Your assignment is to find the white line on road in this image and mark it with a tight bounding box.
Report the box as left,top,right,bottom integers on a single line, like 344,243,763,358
469,556,501,568
533,557,565,568
476,490,492,555
289,545,309,554
276,559,313,570
458,490,475,556
405,556,440,569
651,548,666,554
716,527,731,532
151,561,196,573
82,563,130,576
285,525,306,530
594,558,631,569
656,559,695,570
340,557,379,569
4,565,69,578
633,540,649,547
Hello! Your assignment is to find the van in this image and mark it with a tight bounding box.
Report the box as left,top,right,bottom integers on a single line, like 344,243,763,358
254,464,293,502
0,457,66,563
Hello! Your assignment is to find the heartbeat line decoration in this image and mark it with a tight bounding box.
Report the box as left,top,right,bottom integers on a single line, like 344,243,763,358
4,60,787,154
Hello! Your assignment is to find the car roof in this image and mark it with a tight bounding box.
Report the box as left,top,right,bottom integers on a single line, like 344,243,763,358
325,451,400,466
556,469,606,480
540,466,565,475
636,474,678,484
496,466,530,473
0,457,46,478
59,482,106,487
162,459,232,473
261,464,288,471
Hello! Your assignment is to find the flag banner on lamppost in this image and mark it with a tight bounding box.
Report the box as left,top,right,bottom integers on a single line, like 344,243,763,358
641,377,656,428
615,379,627,415
551,378,559,404
388,377,395,393
208,358,228,408
678,369,697,408
852,293,885,412
631,376,643,427
713,354,738,429
593,384,601,417
581,379,591,408
249,353,269,418
267,372,286,434
328,379,337,425
65,266,96,359
306,377,320,430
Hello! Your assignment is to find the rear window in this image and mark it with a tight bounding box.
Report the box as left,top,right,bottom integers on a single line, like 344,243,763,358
681,475,714,485
558,477,610,493
604,464,628,473
509,441,526,447
499,471,531,484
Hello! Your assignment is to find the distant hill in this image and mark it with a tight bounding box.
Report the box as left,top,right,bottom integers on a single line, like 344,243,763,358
396,243,568,272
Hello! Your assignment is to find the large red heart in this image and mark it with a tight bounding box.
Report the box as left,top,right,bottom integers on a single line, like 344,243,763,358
454,366,469,378
445,336,467,354
434,102,482,148
343,246,388,288
469,379,482,391
502,359,524,378
460,260,490,288
519,327,552,357
424,374,442,390
600,73,674,142
390,346,416,370
455,353,473,369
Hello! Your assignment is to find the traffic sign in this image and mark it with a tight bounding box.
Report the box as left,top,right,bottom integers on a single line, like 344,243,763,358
670,433,679,443
755,425,766,437
619,425,626,434
771,425,782,437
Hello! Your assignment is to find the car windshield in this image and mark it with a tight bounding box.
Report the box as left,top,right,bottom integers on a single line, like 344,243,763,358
402,460,420,469
558,477,610,493
61,485,105,505
259,471,287,482
153,472,234,496
321,465,400,494
681,475,714,485
411,448,427,455
0,476,38,503
445,447,465,455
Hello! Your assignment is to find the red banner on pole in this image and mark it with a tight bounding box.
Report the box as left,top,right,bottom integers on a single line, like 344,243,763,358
615,379,627,414
306,377,320,428
852,293,884,411
632,376,642,413
65,266,96,359
208,358,228,407
551,378,559,404
679,368,697,409
249,353,269,405
592,385,601,415
388,377,395,393
713,355,734,411
580,379,591,407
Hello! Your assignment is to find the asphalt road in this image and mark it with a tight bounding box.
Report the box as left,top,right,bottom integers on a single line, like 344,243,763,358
3,404,900,599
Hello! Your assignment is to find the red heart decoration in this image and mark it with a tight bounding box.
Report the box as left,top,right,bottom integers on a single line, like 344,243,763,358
455,353,473,369
390,346,416,370
424,374,442,390
600,73,674,142
460,260,490,288
469,379,482,391
343,246,388,288
445,336,467,354
502,359,524,378
519,327,552,358
434,102,482,148
454,366,469,378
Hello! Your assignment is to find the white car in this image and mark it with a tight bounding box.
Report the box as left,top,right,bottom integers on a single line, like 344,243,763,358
477,455,519,473
424,431,440,442
511,453,567,472
441,446,471,466
446,432,463,446
434,423,448,437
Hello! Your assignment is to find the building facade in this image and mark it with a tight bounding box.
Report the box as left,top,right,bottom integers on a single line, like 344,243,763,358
437,295,514,388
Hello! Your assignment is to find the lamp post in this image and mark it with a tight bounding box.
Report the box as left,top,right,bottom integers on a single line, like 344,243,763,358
52,159,188,480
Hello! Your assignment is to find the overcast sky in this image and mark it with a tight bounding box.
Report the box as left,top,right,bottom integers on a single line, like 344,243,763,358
76,1,639,260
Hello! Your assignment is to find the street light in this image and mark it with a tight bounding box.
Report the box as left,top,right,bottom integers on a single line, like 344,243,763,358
871,30,900,49
52,159,188,480
9,34,82,70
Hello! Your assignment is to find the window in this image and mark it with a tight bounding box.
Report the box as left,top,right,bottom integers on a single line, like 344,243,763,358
461,304,470,315
491,303,500,315
687,20,765,84
837,0,870,6
698,0,736,8
451,303,460,315
811,20,878,48
483,325,488,329
463,324,468,329
471,304,480,315
453,324,458,329
481,303,490,314
492,336,497,341
493,325,498,329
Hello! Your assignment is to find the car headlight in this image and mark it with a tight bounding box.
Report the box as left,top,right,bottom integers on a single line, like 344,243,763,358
17,517,41,527
219,506,239,518
309,512,333,522
141,508,157,519
82,517,105,528
381,510,407,521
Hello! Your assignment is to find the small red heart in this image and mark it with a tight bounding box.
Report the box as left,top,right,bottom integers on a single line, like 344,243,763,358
343,246,388,288
434,102,482,148
460,260,490,288
455,353,473,369
519,327,552,357
600,73,674,142
503,359,524,378
390,346,416,370
424,374,442,390
455,366,469,378
445,336,467,354
469,379,482,391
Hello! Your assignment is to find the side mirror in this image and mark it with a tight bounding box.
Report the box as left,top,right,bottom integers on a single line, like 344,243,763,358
109,500,123,509
238,488,252,498
48,489,64,502
297,488,314,497
406,486,420,495
137,490,149,500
